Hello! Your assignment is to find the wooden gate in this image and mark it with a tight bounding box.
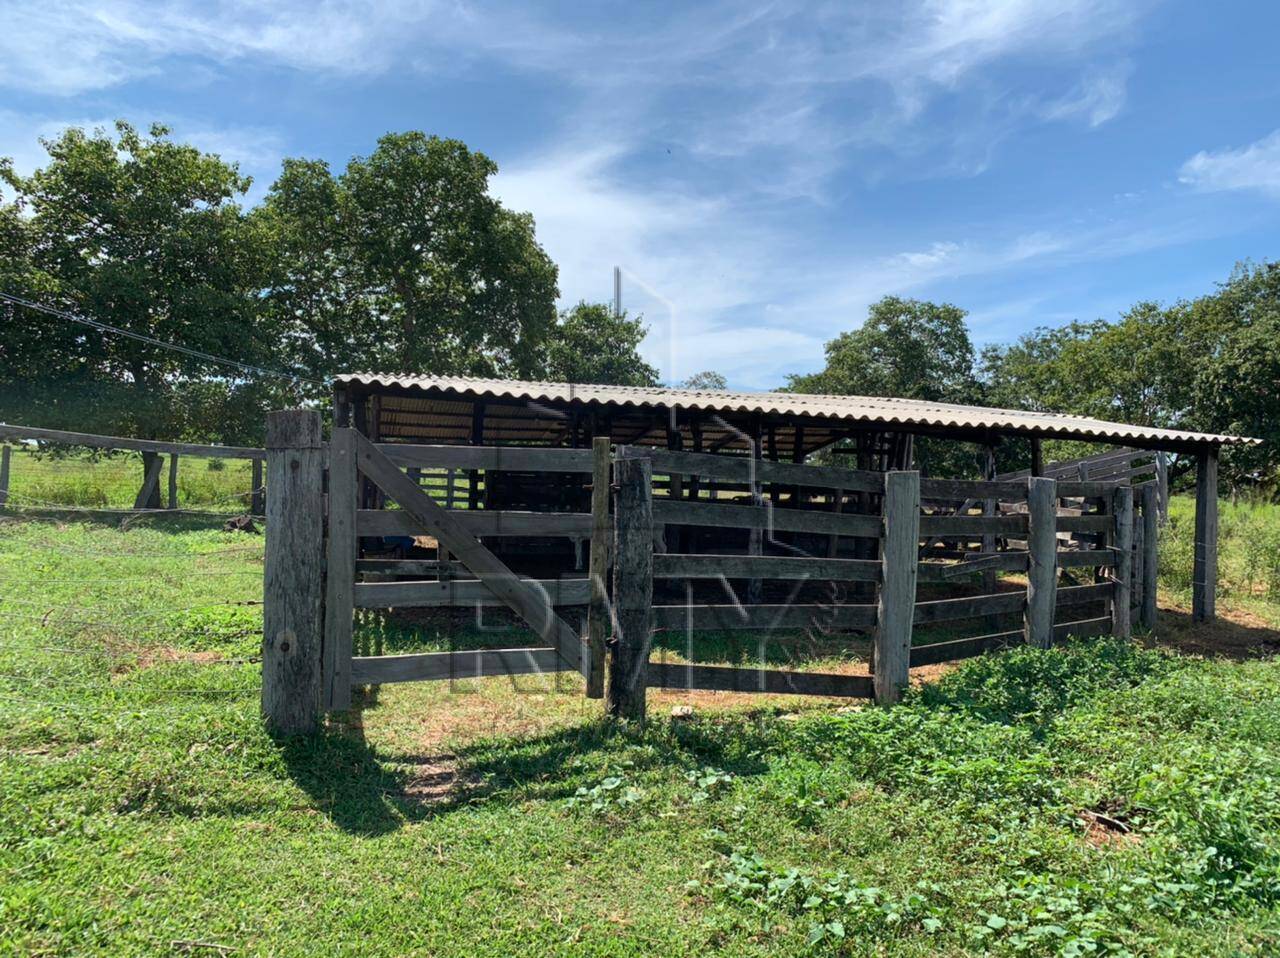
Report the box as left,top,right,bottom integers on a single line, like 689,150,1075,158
321,428,591,710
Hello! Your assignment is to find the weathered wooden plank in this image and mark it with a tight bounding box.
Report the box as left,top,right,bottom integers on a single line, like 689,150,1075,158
261,410,326,736
646,662,873,698
0,423,264,459
652,499,883,538
919,478,1028,501
322,428,358,711
876,471,920,705
1053,616,1112,641
1056,581,1115,608
918,514,1027,536
609,453,654,719
651,603,878,631
1111,486,1133,639
351,647,571,684
358,509,593,538
1193,448,1218,622
1056,548,1118,568
913,590,1025,625
353,577,591,609
652,553,882,582
1025,477,1058,649
377,443,594,473
1057,515,1114,533
353,431,587,676
642,447,884,493
909,629,1024,667
1141,483,1158,630
917,552,1029,581
1055,481,1123,499
585,436,610,700
354,558,467,576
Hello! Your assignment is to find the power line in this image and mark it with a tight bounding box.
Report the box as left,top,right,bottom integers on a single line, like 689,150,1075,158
0,291,323,387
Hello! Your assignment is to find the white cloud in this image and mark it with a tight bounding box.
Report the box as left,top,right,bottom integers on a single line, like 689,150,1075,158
1179,130,1280,198
0,0,446,95
1041,62,1132,127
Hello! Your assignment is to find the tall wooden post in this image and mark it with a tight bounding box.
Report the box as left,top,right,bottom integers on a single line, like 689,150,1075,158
167,454,179,510
874,471,919,705
1025,477,1058,648
323,427,358,711
1030,437,1044,477
981,444,999,630
747,415,764,605
1140,483,1159,630
1155,451,1169,524
0,445,10,511
608,452,653,720
1111,486,1133,639
262,410,326,735
1192,448,1218,622
251,457,265,515
585,436,611,700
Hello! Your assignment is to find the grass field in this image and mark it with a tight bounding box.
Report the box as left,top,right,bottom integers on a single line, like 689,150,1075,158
2,474,1280,956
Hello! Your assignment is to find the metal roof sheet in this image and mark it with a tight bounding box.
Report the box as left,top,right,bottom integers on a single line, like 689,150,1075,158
336,374,1259,447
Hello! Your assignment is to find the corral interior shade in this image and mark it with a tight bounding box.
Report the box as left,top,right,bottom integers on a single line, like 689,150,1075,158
335,373,1259,454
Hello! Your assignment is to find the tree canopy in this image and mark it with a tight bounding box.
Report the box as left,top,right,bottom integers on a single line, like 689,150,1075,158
541,302,659,386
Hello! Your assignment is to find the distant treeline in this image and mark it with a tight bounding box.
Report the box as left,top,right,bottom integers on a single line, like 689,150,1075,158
1,122,1276,489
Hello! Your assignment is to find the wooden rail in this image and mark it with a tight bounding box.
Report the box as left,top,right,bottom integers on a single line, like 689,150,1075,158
0,422,264,459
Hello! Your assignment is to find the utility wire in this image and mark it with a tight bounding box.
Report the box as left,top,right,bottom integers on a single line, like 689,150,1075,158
0,291,323,387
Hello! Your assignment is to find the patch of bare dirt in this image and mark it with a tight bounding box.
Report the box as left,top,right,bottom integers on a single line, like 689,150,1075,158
400,754,462,804
126,647,229,672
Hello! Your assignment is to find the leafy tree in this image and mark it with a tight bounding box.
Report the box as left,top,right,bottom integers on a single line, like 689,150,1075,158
0,122,277,501
789,296,979,475
541,302,659,386
256,133,559,382
679,370,728,390
789,296,978,405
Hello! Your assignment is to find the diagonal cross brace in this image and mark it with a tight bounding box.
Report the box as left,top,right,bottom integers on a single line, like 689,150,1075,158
352,431,588,677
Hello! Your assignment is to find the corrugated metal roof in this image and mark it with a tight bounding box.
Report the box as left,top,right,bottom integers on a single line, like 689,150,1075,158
336,374,1259,447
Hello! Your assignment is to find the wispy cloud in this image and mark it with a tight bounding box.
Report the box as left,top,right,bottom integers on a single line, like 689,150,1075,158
1179,129,1280,199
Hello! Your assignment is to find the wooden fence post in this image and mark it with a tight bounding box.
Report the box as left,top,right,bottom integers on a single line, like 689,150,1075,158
1025,476,1057,649
0,445,10,511
167,454,179,510
607,451,653,720
1155,451,1169,524
1192,447,1218,622
874,470,919,705
1111,486,1133,639
251,457,265,515
585,436,610,700
323,427,357,711
262,410,326,735
1140,483,1159,630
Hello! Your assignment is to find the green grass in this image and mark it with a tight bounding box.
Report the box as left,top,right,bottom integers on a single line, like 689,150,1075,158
2,493,1280,956
3,448,257,511
1159,494,1280,627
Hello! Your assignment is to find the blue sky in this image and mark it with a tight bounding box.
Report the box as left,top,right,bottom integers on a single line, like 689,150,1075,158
2,1,1279,389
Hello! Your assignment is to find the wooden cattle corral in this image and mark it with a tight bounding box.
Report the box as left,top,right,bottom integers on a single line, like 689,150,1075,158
262,402,1177,731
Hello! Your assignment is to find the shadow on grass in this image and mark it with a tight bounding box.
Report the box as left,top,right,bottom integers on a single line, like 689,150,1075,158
0,509,255,535
1149,605,1280,661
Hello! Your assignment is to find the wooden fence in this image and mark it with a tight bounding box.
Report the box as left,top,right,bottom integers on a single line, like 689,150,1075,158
259,411,1159,732
605,446,1158,718
0,423,266,513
